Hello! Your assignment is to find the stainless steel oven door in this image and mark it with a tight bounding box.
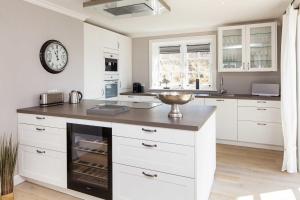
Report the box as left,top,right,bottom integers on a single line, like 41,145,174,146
105,80,118,99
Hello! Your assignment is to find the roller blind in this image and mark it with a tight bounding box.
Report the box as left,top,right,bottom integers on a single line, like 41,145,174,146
159,45,181,54
187,43,211,53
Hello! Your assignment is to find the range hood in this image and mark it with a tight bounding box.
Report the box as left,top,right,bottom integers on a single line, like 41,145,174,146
83,0,170,17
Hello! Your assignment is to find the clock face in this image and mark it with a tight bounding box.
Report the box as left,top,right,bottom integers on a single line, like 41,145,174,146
40,40,68,74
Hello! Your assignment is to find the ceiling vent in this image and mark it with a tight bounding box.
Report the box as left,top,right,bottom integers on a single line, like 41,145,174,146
83,0,170,18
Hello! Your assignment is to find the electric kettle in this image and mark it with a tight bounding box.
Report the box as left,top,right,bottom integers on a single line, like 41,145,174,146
69,90,83,104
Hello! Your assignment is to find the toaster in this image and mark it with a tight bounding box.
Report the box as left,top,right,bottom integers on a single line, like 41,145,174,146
40,92,64,107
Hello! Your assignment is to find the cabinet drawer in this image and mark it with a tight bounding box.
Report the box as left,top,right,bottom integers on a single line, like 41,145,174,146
238,121,283,146
18,124,66,152
112,123,195,146
113,164,194,200
238,107,281,123
113,136,194,178
238,100,280,108
19,145,67,188
18,114,66,129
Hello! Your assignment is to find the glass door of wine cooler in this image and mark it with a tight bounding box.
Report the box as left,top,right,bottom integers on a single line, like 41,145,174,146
67,123,112,200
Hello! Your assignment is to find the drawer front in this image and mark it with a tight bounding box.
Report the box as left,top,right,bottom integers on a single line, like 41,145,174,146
113,136,195,178
112,123,195,146
18,113,66,129
238,121,283,146
238,107,281,123
113,164,194,200
19,145,67,188
18,124,66,152
238,100,280,108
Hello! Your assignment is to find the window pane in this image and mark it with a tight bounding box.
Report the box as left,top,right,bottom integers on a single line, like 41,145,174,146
159,53,182,88
186,51,212,88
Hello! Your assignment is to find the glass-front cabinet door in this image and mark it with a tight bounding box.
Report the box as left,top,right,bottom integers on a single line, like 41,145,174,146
218,26,246,72
247,23,277,71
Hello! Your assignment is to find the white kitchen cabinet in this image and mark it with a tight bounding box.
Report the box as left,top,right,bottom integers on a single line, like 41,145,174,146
19,145,67,188
18,124,66,152
112,123,195,146
238,107,281,123
205,98,238,141
238,121,283,146
113,164,195,200
84,23,105,99
118,35,132,93
84,22,132,99
238,99,283,147
113,136,195,178
218,22,277,72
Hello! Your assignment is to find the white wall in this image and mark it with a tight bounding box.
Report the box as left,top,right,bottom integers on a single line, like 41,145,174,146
0,0,84,134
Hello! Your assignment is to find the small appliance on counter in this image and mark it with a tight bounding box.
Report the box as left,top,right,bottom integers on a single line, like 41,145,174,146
133,82,144,93
40,92,64,107
252,83,280,97
69,91,83,104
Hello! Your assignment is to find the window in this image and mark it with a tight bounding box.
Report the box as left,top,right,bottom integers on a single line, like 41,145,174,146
150,35,216,90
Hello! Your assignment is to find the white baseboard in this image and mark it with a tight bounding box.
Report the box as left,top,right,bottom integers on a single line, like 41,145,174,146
217,139,284,151
14,175,25,186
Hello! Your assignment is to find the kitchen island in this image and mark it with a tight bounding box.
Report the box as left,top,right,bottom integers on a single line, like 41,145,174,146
17,100,216,200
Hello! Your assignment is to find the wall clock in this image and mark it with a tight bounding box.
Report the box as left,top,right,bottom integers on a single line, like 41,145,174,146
39,40,68,74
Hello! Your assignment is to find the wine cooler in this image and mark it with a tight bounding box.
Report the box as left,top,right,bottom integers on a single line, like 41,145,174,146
67,123,112,200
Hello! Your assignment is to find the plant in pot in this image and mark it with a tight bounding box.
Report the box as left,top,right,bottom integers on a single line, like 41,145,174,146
0,135,18,200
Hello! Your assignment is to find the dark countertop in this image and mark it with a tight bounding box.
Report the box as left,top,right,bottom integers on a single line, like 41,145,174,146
120,91,281,101
17,100,216,131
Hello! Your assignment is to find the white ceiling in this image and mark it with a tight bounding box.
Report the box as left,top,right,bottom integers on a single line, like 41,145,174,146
25,0,290,37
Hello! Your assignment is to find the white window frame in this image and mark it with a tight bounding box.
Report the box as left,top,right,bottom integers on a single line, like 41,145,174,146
149,35,217,91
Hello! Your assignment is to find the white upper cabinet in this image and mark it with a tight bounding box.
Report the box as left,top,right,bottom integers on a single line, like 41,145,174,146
84,23,132,99
218,22,277,72
118,34,132,93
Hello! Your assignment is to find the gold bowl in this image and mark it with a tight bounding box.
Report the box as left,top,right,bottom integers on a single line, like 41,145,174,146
157,92,194,118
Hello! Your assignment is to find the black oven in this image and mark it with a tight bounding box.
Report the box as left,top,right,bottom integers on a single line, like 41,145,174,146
104,53,118,72
67,123,112,200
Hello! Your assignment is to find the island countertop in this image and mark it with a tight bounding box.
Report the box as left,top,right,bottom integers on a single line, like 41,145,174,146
17,100,216,131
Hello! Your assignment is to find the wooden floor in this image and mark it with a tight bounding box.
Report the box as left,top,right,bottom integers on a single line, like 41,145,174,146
14,144,300,200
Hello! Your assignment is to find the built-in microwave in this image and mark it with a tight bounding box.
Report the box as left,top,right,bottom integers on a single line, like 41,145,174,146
104,52,118,73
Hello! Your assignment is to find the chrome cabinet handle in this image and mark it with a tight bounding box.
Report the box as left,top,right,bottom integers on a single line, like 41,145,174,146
257,108,267,111
36,150,46,154
119,81,122,88
142,143,157,148
257,101,267,104
142,172,158,178
257,123,267,126
142,128,157,133
36,116,45,120
101,89,104,96
128,96,134,98
216,99,224,102
36,128,45,131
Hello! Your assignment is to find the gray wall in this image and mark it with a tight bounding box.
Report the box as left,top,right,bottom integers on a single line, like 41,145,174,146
0,0,84,135
132,30,281,94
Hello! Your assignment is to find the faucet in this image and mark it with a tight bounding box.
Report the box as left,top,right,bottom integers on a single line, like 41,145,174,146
219,74,227,94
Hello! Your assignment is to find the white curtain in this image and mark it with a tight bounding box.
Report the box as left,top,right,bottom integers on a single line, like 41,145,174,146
281,4,298,173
